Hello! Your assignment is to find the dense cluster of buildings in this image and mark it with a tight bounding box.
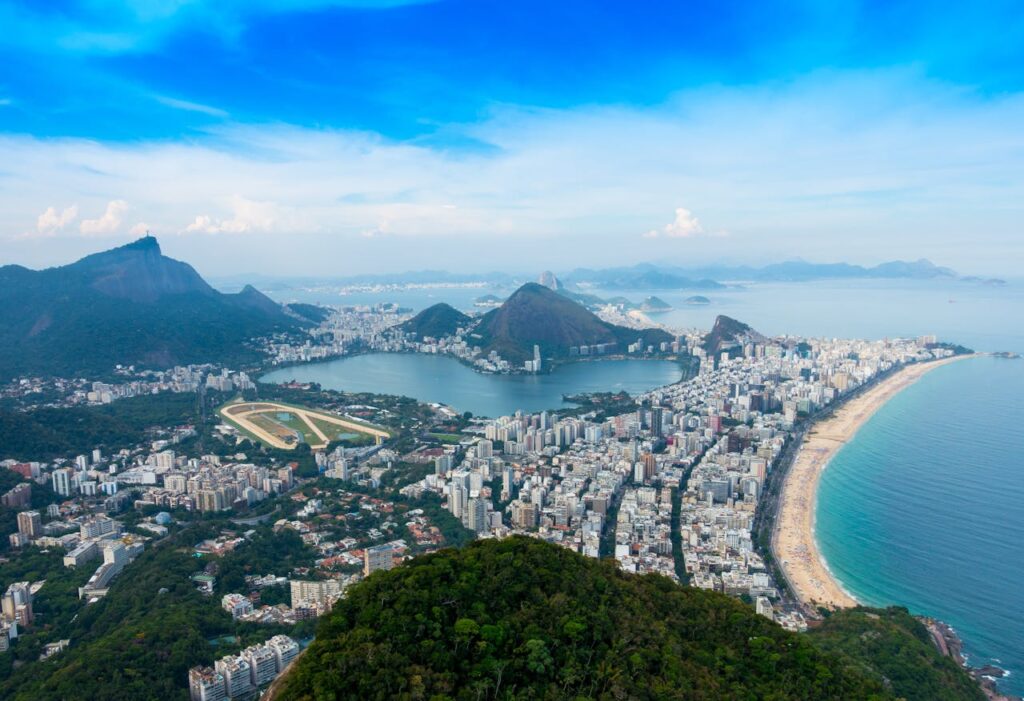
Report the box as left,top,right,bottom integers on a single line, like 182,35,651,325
264,304,408,366
0,581,34,651
188,635,299,701
0,364,254,410
398,332,951,629
614,485,677,579
132,455,294,513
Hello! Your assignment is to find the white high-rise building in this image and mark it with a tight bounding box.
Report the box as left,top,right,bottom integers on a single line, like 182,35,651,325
214,656,254,699
52,468,73,497
289,579,341,608
188,667,227,701
242,643,278,687
267,635,299,671
465,497,489,534
363,544,395,576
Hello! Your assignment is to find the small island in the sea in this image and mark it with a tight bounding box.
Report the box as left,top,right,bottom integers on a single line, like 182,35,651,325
639,295,673,312
473,294,504,307
684,295,711,305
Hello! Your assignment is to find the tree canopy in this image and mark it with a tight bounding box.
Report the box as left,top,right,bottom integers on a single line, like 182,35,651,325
278,536,890,701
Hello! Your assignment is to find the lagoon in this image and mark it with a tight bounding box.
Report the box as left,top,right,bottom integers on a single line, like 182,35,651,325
260,353,683,417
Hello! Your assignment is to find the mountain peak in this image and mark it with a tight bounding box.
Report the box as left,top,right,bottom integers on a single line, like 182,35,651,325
70,236,212,303
0,239,301,378
400,302,470,339
538,270,563,291
121,235,161,254
704,315,764,358
475,282,672,363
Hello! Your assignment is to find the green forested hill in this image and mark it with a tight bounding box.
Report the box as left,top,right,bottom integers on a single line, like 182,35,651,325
400,302,471,339
0,392,204,461
0,237,302,379
807,608,985,701
0,534,987,701
277,536,890,701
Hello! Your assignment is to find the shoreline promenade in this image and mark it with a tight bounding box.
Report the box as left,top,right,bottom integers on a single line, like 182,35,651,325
773,354,972,609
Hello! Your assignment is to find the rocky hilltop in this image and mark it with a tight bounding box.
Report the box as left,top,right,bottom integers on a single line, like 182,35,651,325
703,314,765,359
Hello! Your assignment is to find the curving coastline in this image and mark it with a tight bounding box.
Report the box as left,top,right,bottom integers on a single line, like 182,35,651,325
773,354,973,609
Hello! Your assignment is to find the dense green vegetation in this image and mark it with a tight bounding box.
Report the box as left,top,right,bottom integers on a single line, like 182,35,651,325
0,522,315,701
404,492,476,549
0,236,302,379
217,528,317,593
1,528,226,700
286,303,332,324
278,537,888,701
400,303,471,339
0,548,93,673
0,392,205,461
807,607,985,701
559,390,640,421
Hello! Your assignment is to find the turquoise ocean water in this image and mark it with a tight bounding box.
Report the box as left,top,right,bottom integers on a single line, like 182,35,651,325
817,356,1024,694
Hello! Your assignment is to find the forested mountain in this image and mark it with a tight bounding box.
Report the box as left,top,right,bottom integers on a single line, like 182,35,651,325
276,536,944,701
400,303,471,339
0,237,303,378
808,608,986,701
473,283,673,363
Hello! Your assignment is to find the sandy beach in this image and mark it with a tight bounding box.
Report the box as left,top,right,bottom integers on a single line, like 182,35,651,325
773,354,972,609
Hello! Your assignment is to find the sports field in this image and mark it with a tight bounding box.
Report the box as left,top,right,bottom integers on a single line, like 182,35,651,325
218,401,389,450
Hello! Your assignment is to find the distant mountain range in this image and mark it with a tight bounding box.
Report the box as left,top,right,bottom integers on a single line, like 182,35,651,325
562,265,726,290
238,258,1003,294
0,237,304,379
560,258,978,287
404,283,674,364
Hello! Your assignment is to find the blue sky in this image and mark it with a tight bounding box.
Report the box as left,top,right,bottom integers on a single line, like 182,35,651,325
1,0,1022,275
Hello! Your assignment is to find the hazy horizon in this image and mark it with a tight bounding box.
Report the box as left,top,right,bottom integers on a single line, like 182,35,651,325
2,233,1011,284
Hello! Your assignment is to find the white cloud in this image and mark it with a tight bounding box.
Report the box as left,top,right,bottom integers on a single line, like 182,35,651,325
80,200,128,236
129,222,151,236
184,196,281,234
36,204,78,236
1,69,1023,274
646,207,704,239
